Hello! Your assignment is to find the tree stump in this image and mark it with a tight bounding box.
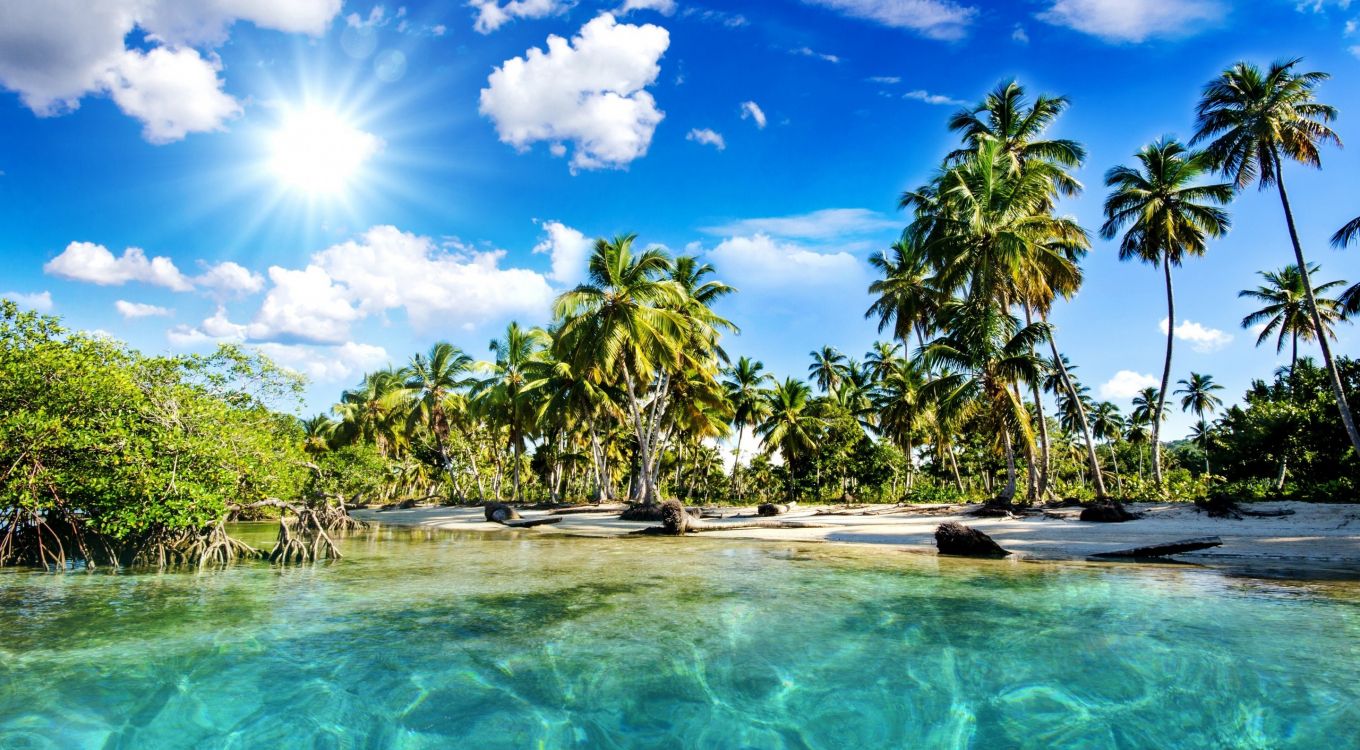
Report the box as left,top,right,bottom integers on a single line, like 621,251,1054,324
758,502,795,517
660,500,691,535
934,522,1010,557
1080,501,1140,523
484,503,521,523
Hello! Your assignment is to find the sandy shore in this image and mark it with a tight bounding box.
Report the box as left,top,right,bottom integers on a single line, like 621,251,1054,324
353,501,1360,565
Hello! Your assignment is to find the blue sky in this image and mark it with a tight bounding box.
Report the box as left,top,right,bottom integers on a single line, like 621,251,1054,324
2,0,1359,439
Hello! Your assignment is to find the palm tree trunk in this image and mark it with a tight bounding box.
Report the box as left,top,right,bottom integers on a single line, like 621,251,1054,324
1277,337,1298,491
1044,322,1109,498
510,435,522,501
620,362,655,504
999,430,1018,503
730,425,745,500
1200,419,1210,475
1025,305,1053,499
1153,256,1175,491
1272,150,1360,458
1109,442,1124,494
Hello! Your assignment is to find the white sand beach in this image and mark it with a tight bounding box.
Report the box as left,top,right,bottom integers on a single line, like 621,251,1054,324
355,502,1360,565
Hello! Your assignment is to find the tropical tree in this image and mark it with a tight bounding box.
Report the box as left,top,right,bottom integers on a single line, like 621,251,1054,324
722,356,771,499
1193,58,1360,456
1239,264,1345,384
401,342,475,486
756,378,823,502
866,237,940,354
1090,401,1126,493
1175,372,1225,474
1101,137,1233,489
333,368,407,458
479,323,551,500
808,346,849,395
946,79,1085,198
873,358,929,491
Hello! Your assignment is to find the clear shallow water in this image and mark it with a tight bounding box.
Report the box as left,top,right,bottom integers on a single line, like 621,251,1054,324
1,525,1358,750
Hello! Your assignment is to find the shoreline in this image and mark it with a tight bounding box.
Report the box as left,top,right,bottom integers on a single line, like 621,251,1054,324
354,500,1360,567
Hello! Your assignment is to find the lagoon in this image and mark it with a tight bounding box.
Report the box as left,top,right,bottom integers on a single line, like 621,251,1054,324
1,524,1358,749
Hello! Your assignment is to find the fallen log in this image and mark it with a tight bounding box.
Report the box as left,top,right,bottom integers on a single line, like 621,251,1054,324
636,500,829,536
1195,497,1297,520
484,503,521,523
502,517,563,529
934,522,1010,557
1090,536,1222,559
758,501,797,517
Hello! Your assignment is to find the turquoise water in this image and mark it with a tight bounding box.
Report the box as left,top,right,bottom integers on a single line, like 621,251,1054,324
1,525,1358,749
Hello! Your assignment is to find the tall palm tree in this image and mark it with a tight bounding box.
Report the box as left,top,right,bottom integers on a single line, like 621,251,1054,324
874,358,928,492
722,356,771,499
402,342,475,486
1130,387,1165,430
865,237,940,354
1239,264,1345,384
808,346,848,395
1175,372,1225,474
554,235,686,505
1125,415,1151,481
756,378,823,503
333,368,407,458
864,341,903,381
1101,138,1233,489
1193,58,1360,456
481,322,551,500
1090,401,1126,494
946,79,1086,198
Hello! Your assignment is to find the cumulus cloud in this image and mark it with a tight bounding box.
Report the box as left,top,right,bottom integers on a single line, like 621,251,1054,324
469,0,569,34
1160,318,1233,353
533,221,593,285
44,241,193,291
791,46,840,63
479,14,670,172
248,265,361,344
114,300,172,319
196,260,265,297
618,0,677,14
1037,0,1226,43
2,290,54,312
706,234,861,289
166,306,248,347
702,208,898,240
0,0,340,140
1100,370,1161,399
904,89,965,105
802,0,977,40
686,127,726,150
739,100,767,128
253,341,390,382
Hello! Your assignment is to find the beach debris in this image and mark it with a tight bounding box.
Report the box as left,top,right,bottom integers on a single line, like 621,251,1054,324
1080,501,1141,523
758,501,797,517
620,503,702,522
1194,497,1296,520
484,503,521,523
1090,536,1223,559
633,500,829,536
502,517,563,528
934,522,1010,557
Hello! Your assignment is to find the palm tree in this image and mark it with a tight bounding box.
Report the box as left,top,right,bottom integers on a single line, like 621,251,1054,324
1090,401,1126,494
1239,264,1345,384
874,358,928,492
865,237,939,354
402,342,475,486
481,322,551,501
554,235,686,505
756,378,823,502
300,414,337,454
1125,415,1151,481
1193,58,1360,457
946,79,1086,198
1175,372,1225,474
864,341,903,381
333,368,407,458
1101,138,1233,489
808,346,849,395
722,356,771,499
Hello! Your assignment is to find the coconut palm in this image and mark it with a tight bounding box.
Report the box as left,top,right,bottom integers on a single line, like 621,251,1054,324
1101,138,1233,489
554,235,687,504
1239,264,1345,384
1090,401,1126,494
479,323,551,500
722,356,772,499
300,414,337,454
864,341,904,381
1175,372,1225,474
874,358,929,491
946,79,1086,198
1130,387,1165,427
333,368,407,458
401,342,475,485
1193,58,1360,456
756,378,823,502
808,346,849,395
865,237,940,354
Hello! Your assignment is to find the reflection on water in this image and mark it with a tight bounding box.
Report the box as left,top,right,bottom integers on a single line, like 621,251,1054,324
1,525,1358,749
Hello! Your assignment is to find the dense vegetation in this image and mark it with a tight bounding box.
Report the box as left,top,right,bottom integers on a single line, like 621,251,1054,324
3,58,1358,569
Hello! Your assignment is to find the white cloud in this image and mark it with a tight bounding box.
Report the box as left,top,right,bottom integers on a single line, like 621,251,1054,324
1037,0,1226,43
196,260,265,297
867,75,902,84
103,46,241,143
686,127,726,150
0,0,339,141
739,100,767,128
114,300,172,319
706,234,861,289
469,0,569,34
166,306,248,347
618,0,677,14
253,341,390,382
904,89,965,106
1100,370,1160,399
803,0,977,40
791,46,840,63
1012,24,1030,43
533,221,593,285
702,208,898,240
479,14,670,172
248,265,362,344
2,290,53,312
1159,318,1233,353
44,241,193,291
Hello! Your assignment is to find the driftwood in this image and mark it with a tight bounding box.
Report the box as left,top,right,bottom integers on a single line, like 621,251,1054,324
1195,497,1297,520
484,503,521,523
1090,536,1223,559
635,500,830,536
934,522,1010,557
619,503,702,522
758,501,797,517
1080,501,1141,523
502,517,563,528
549,503,630,515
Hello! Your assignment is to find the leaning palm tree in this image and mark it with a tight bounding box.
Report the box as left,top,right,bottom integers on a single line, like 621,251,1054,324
1101,137,1233,489
402,342,475,486
722,356,772,499
755,378,823,503
808,346,849,395
554,235,686,505
1239,264,1345,384
300,414,337,454
1193,58,1360,456
1175,372,1225,474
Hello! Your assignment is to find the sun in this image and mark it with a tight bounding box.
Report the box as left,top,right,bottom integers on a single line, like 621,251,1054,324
268,107,382,195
